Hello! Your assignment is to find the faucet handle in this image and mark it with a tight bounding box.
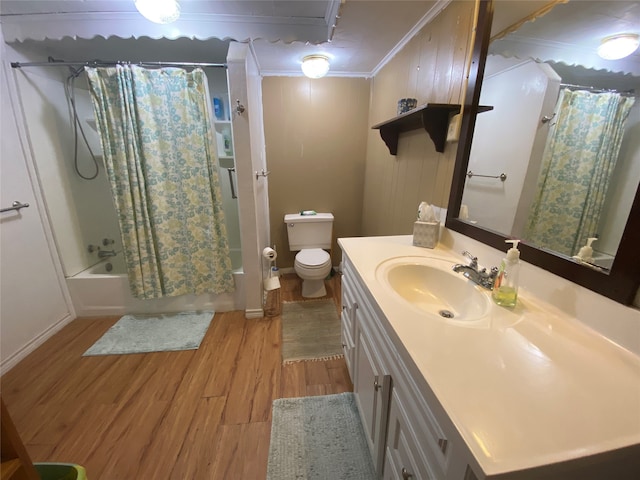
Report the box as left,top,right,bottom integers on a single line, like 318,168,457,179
462,251,478,266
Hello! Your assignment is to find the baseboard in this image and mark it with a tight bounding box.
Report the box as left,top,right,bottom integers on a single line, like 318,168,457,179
0,313,75,375
245,308,264,319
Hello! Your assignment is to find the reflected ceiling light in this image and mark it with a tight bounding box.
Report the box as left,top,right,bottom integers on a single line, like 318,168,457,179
597,34,640,60
135,0,180,24
301,55,330,78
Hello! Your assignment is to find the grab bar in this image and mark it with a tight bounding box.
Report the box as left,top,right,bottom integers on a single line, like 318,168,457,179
227,167,237,199
1,200,30,213
466,171,507,182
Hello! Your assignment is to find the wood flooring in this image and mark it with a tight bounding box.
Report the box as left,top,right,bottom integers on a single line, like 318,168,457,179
1,273,350,479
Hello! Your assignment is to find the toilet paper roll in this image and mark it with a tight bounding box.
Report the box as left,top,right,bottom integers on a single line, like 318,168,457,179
262,247,277,261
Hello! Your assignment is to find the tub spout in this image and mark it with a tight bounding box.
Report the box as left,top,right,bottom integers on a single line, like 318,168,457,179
98,250,117,258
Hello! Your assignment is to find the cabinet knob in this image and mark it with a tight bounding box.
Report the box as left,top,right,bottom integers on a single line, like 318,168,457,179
374,379,381,391
402,467,413,479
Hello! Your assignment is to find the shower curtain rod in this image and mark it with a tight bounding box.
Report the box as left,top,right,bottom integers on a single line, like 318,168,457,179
10,59,227,69
560,82,635,96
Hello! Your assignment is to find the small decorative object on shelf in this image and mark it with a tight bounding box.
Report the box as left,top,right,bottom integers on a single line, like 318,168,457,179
397,98,417,115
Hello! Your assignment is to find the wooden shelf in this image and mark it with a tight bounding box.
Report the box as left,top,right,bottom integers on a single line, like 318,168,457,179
372,103,493,154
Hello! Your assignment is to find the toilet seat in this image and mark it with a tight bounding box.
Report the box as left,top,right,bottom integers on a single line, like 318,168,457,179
295,248,330,268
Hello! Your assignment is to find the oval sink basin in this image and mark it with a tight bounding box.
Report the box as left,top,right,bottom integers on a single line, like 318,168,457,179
375,256,491,322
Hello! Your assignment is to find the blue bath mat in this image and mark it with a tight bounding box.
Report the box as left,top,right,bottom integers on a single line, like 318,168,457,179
267,392,376,479
83,311,214,356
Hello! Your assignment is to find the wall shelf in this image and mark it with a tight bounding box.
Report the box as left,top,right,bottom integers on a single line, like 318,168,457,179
372,103,492,155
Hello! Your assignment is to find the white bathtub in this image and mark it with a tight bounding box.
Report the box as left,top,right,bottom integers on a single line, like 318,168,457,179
66,254,245,317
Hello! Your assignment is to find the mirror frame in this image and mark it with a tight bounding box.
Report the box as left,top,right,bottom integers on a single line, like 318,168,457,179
446,0,640,305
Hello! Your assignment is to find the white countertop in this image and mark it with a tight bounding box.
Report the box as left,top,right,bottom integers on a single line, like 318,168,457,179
339,235,640,476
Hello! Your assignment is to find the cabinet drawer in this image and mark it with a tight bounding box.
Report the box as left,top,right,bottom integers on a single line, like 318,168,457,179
341,318,355,378
341,274,357,341
384,388,436,480
397,375,451,478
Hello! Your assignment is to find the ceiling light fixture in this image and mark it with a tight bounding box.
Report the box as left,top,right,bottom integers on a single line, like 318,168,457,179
301,55,330,79
597,34,640,60
135,0,181,24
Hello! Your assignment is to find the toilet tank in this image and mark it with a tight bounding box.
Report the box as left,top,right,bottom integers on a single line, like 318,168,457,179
285,213,334,251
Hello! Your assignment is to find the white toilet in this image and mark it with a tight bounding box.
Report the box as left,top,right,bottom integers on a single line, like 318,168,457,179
285,212,334,298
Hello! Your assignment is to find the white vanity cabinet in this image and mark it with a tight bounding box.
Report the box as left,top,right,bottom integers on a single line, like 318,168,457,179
342,254,479,480
345,256,391,474
339,236,640,480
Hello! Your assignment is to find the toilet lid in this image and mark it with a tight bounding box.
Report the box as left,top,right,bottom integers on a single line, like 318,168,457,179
296,248,330,266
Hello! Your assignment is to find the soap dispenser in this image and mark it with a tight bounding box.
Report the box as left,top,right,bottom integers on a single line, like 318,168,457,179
573,237,597,264
492,240,521,307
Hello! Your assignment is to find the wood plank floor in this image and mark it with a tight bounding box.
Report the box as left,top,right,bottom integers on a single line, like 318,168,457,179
1,273,350,479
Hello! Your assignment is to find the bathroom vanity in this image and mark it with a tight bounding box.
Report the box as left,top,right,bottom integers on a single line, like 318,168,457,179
339,235,640,479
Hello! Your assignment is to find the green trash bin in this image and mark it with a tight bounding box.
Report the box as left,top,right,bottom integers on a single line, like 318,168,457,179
34,463,87,480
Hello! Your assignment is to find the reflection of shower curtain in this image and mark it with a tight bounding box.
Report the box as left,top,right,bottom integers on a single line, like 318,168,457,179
86,65,234,299
524,89,634,256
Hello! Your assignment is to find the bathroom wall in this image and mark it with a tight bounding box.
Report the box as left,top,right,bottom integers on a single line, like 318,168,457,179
1,33,74,372
262,76,371,268
362,0,475,237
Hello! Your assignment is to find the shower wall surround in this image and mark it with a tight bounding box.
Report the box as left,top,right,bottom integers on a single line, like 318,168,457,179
11,59,121,277
12,53,243,279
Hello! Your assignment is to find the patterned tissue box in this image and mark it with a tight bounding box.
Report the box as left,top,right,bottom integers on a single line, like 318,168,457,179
412,221,439,249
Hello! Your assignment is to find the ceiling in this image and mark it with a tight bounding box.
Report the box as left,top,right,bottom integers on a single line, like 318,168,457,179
0,0,444,77
1,1,638,80
490,0,640,79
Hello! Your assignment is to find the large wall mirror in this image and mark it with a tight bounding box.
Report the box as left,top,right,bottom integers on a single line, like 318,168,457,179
447,0,640,304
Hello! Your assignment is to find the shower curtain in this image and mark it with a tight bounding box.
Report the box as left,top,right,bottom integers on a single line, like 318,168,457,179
86,65,235,299
524,89,635,257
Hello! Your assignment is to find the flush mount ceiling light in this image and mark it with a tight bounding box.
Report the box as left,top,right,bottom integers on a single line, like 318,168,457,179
135,0,180,24
597,34,640,60
301,55,330,79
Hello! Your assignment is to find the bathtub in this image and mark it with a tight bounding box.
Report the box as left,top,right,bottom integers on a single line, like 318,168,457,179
66,253,245,317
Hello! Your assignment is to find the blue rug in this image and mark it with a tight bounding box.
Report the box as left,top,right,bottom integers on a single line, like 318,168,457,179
83,311,214,356
267,392,376,479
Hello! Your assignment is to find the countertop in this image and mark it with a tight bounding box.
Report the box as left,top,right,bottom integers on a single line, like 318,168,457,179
338,235,640,476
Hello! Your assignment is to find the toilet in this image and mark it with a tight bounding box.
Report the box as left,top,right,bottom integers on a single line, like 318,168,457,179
285,212,334,298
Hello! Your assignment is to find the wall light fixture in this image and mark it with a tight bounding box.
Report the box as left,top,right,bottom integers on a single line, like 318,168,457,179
135,0,181,24
597,34,640,60
301,55,330,79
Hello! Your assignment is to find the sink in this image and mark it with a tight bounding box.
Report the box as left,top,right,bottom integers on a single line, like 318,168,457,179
375,256,491,322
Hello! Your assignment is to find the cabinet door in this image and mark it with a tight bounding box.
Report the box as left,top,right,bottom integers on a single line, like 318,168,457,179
384,389,435,480
354,317,391,475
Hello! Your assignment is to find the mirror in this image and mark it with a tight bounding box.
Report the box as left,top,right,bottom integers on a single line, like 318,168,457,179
447,0,640,305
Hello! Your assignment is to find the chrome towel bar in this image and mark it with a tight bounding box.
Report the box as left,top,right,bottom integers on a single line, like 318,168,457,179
466,171,507,182
227,167,237,199
1,200,30,213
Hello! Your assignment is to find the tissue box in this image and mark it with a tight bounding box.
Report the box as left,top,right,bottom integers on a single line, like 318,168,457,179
413,221,439,248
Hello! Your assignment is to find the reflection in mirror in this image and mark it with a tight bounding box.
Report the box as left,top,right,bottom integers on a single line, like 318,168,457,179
459,0,639,272
446,0,640,305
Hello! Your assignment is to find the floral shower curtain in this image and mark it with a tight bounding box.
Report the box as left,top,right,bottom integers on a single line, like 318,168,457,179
86,65,235,299
523,89,635,257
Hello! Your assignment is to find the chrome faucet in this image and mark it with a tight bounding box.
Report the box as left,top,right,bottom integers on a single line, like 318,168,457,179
452,251,498,290
98,249,117,258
